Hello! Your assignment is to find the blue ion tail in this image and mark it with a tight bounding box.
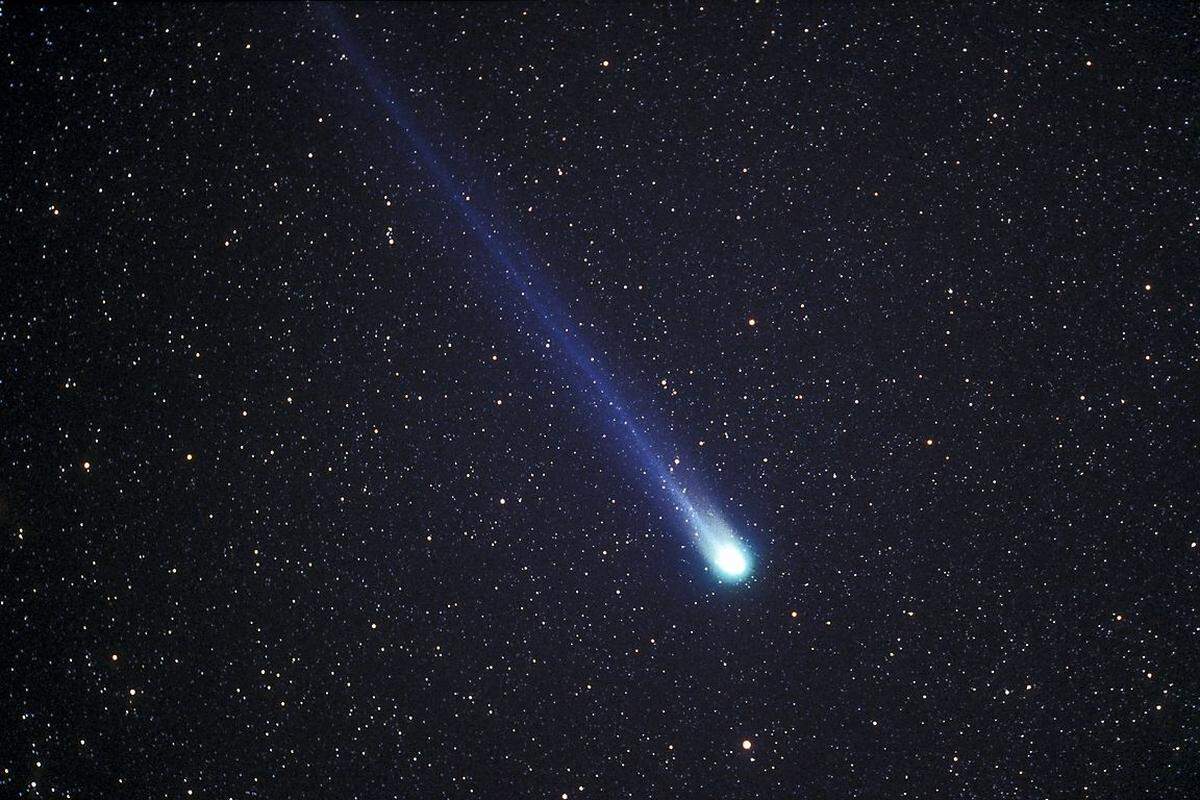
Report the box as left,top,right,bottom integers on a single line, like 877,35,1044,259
322,8,754,583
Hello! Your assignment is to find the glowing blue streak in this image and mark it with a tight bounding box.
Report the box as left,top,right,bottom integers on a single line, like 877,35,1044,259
324,10,751,580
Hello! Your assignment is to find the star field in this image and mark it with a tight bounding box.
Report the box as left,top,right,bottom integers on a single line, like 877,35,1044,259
2,3,1198,798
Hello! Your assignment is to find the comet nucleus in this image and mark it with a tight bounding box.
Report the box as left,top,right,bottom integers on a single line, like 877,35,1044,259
713,542,750,579
692,507,753,582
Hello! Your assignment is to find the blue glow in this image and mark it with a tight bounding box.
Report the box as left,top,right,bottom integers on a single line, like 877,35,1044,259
324,10,753,581
692,507,753,582
713,544,750,579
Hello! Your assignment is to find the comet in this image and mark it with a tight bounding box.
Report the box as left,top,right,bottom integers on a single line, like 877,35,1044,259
323,9,754,583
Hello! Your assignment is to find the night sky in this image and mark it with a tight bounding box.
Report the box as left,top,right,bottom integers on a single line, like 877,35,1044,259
3,2,1198,797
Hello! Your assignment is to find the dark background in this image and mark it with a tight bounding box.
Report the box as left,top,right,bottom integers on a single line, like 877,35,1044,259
2,2,1197,797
